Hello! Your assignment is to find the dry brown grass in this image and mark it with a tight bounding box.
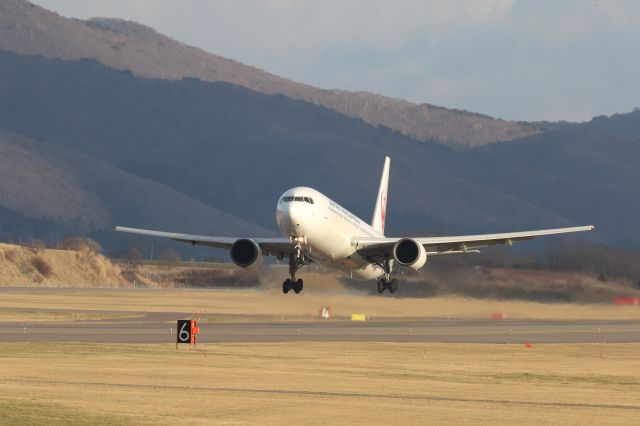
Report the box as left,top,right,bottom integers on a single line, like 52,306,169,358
0,243,129,287
3,248,18,262
0,310,142,322
406,266,640,303
1,288,640,321
31,255,53,278
0,342,638,425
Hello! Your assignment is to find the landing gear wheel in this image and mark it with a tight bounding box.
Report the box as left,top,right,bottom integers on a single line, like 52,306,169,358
377,279,385,294
282,279,291,294
284,247,310,295
389,279,398,294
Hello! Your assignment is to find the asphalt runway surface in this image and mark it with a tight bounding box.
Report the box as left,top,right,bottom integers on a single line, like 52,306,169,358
0,309,638,344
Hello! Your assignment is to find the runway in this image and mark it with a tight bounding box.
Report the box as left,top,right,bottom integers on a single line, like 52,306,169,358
1,310,638,343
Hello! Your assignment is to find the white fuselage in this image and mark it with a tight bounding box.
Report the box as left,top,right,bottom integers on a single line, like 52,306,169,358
276,187,384,280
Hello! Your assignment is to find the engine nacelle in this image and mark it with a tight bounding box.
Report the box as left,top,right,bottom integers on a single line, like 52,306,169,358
393,238,427,270
230,239,263,269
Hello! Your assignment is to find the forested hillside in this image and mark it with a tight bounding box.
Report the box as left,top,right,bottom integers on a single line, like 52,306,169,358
2,51,635,250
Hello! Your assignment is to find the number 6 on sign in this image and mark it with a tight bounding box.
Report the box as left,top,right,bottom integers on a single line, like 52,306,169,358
178,320,190,342
176,319,200,348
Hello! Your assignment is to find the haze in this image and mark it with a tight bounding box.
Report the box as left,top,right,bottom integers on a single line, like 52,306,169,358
30,0,640,122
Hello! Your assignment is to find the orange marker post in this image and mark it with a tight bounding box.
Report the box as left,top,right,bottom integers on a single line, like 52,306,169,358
190,320,200,348
176,319,200,349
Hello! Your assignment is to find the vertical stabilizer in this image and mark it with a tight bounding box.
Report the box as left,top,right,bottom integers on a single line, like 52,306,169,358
371,156,390,235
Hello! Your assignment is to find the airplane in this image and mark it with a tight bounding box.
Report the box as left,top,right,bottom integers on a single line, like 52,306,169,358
116,156,594,294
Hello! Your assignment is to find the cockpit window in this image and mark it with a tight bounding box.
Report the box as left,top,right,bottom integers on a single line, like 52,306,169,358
280,196,314,204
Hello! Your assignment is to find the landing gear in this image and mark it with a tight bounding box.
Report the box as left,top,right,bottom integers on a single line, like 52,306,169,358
376,257,399,294
377,278,398,294
282,278,304,294
389,278,398,293
283,248,310,294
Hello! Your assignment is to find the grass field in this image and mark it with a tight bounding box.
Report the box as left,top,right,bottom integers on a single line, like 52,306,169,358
1,288,640,321
1,289,639,424
0,310,142,322
0,342,639,425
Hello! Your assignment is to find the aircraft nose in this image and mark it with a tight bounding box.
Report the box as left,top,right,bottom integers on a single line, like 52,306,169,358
287,202,304,229
276,197,312,236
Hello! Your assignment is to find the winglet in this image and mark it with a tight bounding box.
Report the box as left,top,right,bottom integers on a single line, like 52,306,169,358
371,156,390,235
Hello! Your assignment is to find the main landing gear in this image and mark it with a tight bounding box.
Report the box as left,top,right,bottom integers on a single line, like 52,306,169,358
377,277,398,294
376,257,398,294
282,247,310,294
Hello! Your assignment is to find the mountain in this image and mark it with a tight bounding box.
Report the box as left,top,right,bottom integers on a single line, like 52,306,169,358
464,112,640,248
0,128,273,248
0,0,540,147
2,51,633,251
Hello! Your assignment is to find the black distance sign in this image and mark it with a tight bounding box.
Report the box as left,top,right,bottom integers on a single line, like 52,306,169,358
177,319,192,344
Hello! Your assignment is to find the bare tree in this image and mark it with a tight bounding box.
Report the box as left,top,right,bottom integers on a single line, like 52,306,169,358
125,247,143,261
57,237,103,253
158,249,181,263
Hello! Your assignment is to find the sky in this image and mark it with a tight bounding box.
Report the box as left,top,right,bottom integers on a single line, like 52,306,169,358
32,0,640,122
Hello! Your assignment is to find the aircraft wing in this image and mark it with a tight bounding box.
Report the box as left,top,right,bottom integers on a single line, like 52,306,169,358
353,225,595,259
115,226,296,256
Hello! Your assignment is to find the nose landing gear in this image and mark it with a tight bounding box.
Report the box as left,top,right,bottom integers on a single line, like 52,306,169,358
282,278,304,294
282,246,310,294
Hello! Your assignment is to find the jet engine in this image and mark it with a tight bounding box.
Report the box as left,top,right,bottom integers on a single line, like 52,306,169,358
393,238,427,270
230,239,263,269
